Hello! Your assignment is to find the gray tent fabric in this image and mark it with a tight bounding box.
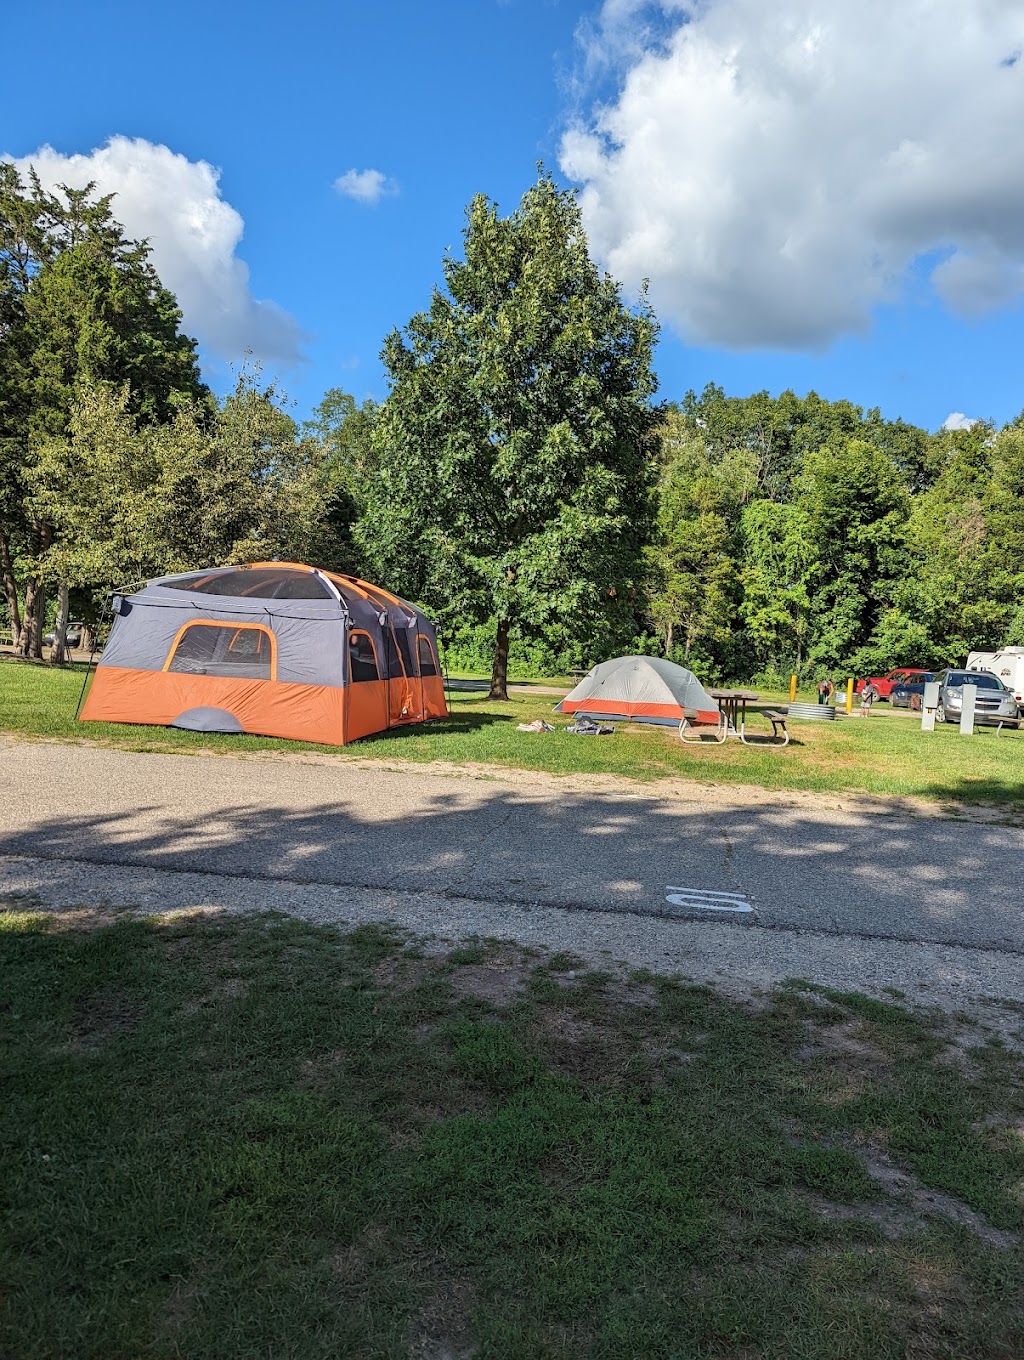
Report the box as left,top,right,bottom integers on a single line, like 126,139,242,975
101,587,348,686
169,707,245,734
555,656,720,726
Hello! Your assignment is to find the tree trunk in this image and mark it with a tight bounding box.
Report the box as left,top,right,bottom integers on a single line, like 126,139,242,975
665,621,674,655
49,583,70,664
32,589,45,656
18,577,45,658
489,618,510,701
0,531,21,650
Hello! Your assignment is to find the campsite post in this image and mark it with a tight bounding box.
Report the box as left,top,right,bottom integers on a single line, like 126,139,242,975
788,674,797,702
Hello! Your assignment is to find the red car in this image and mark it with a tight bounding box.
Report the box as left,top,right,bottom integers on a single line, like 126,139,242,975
854,668,929,700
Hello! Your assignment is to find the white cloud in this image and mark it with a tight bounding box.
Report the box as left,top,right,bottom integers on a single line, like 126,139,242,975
334,168,397,204
942,412,979,431
560,0,1024,350
4,136,306,367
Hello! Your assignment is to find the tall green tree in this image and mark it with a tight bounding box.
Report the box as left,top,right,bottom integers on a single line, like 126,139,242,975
285,387,378,574
0,167,205,655
358,176,660,698
31,373,325,602
796,439,909,670
645,410,751,669
737,500,818,672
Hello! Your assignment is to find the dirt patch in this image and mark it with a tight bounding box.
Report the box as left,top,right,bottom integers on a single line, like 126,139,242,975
793,1019,896,1106
299,1046,349,1089
373,953,439,992
70,988,144,1050
534,1008,675,1091
813,1139,1023,1251
8,902,131,932
448,961,527,1008
164,1272,202,1332
407,1277,478,1360
329,1220,391,1287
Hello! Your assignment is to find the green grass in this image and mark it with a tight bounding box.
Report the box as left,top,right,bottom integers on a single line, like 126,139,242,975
3,657,1024,808
2,907,1023,1358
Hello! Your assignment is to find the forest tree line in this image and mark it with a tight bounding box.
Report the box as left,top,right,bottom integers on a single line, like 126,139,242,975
2,167,1022,690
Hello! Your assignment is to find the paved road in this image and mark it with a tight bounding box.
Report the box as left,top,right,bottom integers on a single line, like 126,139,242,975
2,739,1021,956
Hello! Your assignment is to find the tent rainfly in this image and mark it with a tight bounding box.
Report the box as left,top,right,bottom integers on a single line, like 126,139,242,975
79,562,448,745
554,656,720,726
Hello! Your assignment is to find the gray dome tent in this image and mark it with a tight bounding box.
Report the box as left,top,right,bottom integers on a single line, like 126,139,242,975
554,656,720,727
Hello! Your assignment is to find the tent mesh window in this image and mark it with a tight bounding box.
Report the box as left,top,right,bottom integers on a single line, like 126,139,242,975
164,568,332,600
348,631,380,682
167,624,273,679
395,626,415,677
382,623,407,679
417,635,438,677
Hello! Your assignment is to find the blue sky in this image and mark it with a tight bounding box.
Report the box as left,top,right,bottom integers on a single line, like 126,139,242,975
4,0,1024,434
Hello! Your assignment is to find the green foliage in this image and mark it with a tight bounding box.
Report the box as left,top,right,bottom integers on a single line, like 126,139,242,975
3,157,1023,683
0,167,207,653
737,499,817,670
357,174,660,696
441,620,577,678
796,439,909,669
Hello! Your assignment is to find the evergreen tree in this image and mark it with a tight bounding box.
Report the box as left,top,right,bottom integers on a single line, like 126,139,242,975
0,167,206,655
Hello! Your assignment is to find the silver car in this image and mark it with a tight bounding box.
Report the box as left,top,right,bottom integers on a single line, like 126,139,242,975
934,669,1020,726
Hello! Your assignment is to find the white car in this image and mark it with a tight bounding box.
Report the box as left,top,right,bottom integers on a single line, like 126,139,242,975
934,669,1019,726
43,622,85,648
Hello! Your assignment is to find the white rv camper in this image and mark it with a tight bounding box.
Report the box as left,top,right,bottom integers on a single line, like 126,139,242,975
966,646,1024,704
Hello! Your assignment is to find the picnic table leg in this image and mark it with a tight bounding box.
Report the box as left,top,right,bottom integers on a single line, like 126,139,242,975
679,714,729,744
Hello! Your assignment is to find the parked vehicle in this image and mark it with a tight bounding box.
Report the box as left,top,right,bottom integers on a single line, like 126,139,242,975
42,622,85,649
854,668,929,701
966,647,1024,706
890,673,936,710
934,669,1020,726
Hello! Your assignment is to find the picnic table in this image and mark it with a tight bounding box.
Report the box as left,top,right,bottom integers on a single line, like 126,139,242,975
680,688,790,748
710,688,760,734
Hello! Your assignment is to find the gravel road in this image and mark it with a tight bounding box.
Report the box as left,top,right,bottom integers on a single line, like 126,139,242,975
2,738,1022,1014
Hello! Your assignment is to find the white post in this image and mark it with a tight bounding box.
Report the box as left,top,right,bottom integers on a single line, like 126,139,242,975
921,680,939,732
959,683,977,735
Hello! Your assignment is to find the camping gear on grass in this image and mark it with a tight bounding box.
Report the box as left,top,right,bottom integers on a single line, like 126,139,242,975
555,656,720,727
565,717,613,735
79,562,447,745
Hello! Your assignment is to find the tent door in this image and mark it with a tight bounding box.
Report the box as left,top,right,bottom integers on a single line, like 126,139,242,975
383,618,422,726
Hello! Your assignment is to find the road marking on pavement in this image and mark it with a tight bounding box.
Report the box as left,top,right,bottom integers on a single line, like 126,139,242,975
665,886,754,913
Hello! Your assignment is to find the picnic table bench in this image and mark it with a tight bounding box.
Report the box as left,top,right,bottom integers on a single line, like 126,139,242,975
759,709,790,746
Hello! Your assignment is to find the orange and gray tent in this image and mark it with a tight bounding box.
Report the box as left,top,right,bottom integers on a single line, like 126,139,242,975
555,656,720,726
79,562,448,745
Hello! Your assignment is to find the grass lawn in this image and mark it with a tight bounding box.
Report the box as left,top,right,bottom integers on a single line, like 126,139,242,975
2,657,1024,808
2,906,1023,1358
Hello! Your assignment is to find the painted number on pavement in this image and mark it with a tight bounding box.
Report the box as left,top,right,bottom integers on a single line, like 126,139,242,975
665,886,754,914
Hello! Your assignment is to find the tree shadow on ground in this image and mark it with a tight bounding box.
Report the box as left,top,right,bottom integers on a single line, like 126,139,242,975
3,754,1023,955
